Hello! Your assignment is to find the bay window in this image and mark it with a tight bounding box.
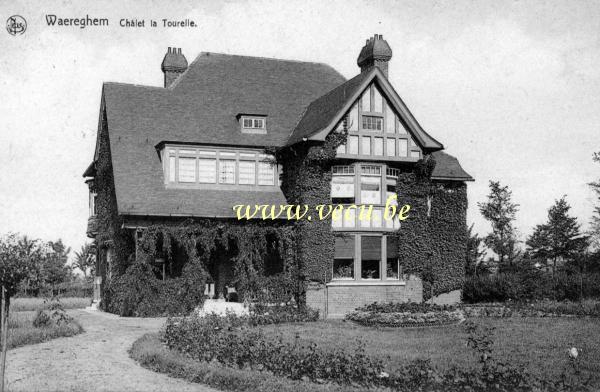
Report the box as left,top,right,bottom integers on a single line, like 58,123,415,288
332,234,402,282
331,164,401,230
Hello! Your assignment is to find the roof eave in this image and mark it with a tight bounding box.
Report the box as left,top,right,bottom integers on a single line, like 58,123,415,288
431,176,475,182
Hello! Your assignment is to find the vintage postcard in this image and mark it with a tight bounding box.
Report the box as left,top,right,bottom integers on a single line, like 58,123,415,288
1,1,599,391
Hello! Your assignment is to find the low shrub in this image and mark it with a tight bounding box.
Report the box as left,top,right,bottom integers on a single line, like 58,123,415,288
130,333,377,392
463,272,600,303
32,297,73,327
32,309,51,327
249,304,319,325
463,299,600,318
105,261,206,317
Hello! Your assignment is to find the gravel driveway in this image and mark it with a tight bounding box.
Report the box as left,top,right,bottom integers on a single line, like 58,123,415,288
6,309,217,392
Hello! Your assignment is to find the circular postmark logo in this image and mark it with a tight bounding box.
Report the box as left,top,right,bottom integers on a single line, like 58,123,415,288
6,15,27,36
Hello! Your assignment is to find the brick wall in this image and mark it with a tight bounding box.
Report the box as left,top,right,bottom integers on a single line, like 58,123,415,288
306,275,423,318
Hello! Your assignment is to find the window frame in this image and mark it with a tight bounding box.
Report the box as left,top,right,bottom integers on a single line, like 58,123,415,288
330,163,401,231
331,234,403,283
240,115,267,132
163,145,278,190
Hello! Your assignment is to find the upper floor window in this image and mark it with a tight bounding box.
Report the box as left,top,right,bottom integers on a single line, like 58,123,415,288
163,146,277,188
330,163,401,231
362,116,382,131
89,192,97,217
239,115,267,134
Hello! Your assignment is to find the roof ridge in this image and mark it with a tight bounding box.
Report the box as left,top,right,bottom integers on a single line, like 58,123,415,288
196,51,337,66
104,81,166,90
169,51,344,91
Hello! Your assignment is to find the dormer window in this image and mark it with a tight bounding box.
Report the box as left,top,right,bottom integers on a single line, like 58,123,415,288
239,115,267,134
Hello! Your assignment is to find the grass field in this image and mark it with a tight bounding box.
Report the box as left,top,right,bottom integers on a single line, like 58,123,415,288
11,297,91,312
4,298,87,349
259,317,600,385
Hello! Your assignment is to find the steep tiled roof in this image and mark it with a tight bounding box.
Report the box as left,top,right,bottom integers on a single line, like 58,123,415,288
288,72,370,145
95,51,471,218
101,53,346,218
431,151,474,181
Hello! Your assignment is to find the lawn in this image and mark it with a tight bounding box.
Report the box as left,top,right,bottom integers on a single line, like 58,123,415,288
4,297,88,349
11,297,91,312
259,317,600,385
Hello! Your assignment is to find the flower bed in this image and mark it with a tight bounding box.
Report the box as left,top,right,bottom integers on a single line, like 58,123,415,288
346,302,465,328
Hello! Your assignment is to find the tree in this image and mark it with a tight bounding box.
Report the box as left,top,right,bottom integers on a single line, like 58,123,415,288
478,181,520,271
0,233,37,312
589,152,600,248
465,224,487,275
73,243,96,279
526,196,589,275
39,240,71,293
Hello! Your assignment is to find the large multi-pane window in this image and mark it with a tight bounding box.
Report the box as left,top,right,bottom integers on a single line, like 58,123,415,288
164,146,277,187
330,164,401,230
332,234,401,282
335,83,422,159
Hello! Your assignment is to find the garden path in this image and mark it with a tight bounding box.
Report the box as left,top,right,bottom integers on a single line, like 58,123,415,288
6,309,218,392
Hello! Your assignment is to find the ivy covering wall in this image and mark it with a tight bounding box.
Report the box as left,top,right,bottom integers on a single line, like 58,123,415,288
396,155,468,300
278,124,348,286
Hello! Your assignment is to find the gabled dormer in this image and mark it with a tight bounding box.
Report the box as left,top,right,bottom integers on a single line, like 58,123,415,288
287,35,443,158
334,81,423,161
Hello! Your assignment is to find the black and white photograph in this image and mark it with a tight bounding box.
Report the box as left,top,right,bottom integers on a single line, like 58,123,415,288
0,1,599,391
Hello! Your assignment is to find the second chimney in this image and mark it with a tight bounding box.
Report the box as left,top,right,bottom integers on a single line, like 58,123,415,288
357,34,392,77
161,47,188,88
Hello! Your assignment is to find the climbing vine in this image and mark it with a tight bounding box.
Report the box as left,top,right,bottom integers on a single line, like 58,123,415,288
104,220,299,316
396,155,468,300
278,120,348,286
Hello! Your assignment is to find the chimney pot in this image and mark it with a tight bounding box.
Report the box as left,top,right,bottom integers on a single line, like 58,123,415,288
357,33,392,77
161,47,188,88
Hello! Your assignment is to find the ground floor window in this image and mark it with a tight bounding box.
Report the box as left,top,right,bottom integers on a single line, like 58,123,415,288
333,236,354,279
361,236,381,279
386,236,400,279
332,234,400,282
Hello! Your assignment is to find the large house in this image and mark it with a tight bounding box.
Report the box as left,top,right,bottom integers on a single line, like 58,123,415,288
84,34,473,318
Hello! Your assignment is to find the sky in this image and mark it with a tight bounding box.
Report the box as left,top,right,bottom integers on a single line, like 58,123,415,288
0,0,599,260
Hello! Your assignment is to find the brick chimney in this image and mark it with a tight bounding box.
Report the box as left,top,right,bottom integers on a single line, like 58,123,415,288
357,34,392,77
161,47,188,88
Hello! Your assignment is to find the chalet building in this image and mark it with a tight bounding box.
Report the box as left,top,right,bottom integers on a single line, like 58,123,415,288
84,35,473,317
